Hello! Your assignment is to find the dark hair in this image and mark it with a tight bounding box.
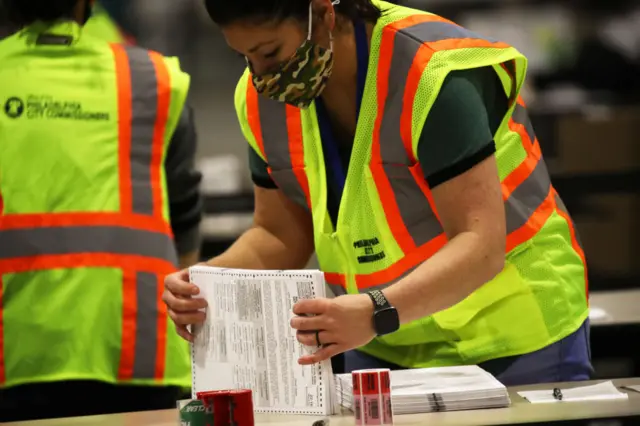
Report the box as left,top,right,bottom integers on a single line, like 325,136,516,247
3,0,79,25
205,0,382,27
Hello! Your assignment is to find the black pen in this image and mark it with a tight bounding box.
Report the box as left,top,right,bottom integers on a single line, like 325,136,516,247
553,388,563,401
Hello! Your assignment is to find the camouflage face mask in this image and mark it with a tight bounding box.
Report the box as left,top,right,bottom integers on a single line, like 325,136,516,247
250,1,336,109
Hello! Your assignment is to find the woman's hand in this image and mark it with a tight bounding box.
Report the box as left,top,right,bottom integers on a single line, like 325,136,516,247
290,294,376,365
163,268,208,342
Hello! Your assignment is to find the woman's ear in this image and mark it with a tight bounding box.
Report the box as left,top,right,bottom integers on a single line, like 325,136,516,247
312,0,337,33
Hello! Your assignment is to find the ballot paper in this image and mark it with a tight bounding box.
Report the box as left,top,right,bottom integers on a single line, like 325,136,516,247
336,365,511,414
518,381,629,403
189,266,337,416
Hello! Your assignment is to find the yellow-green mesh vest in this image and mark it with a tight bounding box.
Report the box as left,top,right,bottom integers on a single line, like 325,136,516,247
84,2,126,43
0,22,191,388
234,1,589,367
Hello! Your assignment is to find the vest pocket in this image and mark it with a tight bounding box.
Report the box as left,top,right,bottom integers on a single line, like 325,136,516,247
379,316,451,346
432,262,529,331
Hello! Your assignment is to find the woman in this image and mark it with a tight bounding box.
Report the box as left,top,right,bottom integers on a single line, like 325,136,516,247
163,0,592,385
0,0,201,421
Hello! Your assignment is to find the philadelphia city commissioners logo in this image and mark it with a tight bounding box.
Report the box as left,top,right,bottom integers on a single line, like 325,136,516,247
2,95,109,121
4,97,24,119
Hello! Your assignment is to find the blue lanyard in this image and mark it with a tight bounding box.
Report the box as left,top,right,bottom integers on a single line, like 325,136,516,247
315,20,369,200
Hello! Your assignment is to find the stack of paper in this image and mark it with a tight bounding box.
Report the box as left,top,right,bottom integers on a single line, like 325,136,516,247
335,365,511,414
190,266,338,416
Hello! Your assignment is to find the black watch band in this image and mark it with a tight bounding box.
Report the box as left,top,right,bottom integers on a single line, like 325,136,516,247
366,290,400,336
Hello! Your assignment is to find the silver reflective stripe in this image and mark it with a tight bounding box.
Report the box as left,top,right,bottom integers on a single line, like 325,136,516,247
124,46,158,216
328,264,419,294
511,103,536,144
377,20,469,247
402,20,498,44
381,165,443,246
0,226,178,264
133,271,159,379
380,18,497,156
269,169,309,208
255,94,310,209
505,158,551,234
257,95,291,167
327,284,347,296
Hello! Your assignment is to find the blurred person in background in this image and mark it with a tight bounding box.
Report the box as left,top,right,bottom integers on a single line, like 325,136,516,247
0,0,202,422
83,0,133,43
164,0,592,386
0,0,130,42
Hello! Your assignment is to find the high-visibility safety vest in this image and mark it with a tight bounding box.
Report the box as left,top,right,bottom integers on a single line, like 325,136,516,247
84,2,129,44
0,22,191,388
235,1,589,367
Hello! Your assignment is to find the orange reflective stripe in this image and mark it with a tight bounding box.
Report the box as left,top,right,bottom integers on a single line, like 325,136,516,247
285,105,312,209
325,235,448,294
506,188,555,252
0,253,175,275
120,271,169,381
0,212,171,234
386,14,455,163
501,105,541,201
0,174,4,217
0,277,4,384
246,74,266,159
118,268,137,380
402,40,511,166
409,163,443,223
373,14,516,255
554,190,589,300
367,164,416,253
153,272,168,379
247,87,311,209
371,17,428,254
357,235,448,289
111,43,134,213
147,51,171,219
402,41,433,164
0,253,175,383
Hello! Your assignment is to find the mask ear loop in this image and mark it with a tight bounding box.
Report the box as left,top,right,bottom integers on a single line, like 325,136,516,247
307,0,341,48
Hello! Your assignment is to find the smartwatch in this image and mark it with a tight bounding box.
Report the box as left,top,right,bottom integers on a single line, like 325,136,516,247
366,290,400,336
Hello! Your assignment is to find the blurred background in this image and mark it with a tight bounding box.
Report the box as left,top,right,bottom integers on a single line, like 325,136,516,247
3,0,640,380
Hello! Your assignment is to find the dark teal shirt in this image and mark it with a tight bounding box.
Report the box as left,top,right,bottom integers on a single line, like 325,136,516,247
249,66,508,225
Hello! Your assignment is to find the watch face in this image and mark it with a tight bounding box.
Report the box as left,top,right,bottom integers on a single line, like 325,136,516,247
374,307,400,336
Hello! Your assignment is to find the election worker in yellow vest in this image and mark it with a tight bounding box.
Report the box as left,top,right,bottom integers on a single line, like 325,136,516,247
83,1,129,44
164,0,592,385
0,0,127,42
0,0,203,422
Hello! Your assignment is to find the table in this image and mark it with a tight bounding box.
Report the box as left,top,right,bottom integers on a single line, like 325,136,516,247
588,290,640,378
7,378,640,426
589,289,640,326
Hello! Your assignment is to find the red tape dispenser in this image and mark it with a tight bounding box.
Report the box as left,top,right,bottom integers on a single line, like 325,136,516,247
196,389,255,426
